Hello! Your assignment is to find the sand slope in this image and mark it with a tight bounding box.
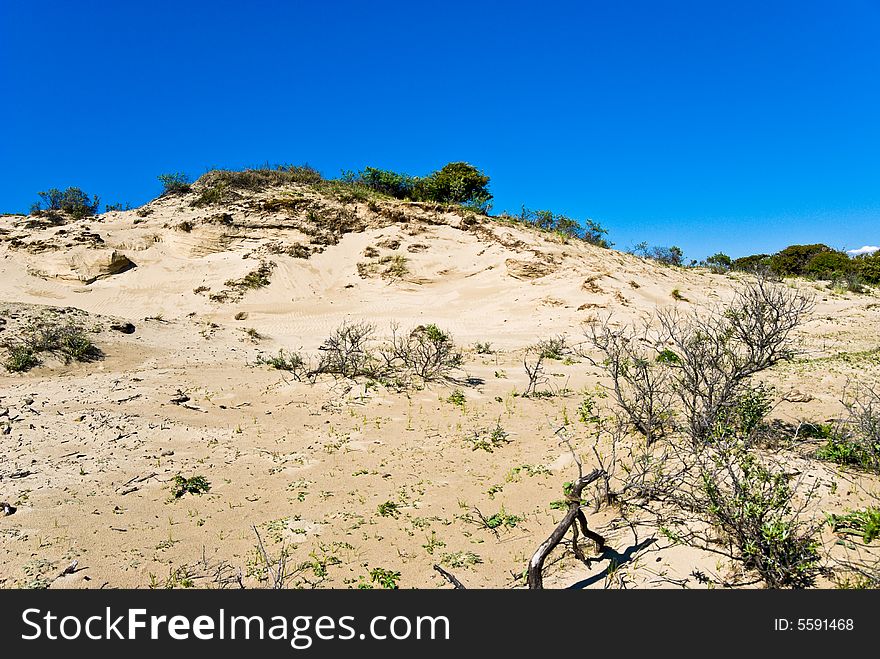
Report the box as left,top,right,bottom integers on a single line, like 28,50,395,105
1,183,878,589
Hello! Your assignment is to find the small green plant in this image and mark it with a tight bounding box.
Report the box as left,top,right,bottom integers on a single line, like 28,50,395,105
377,501,400,517
577,392,600,425
828,507,880,543
447,389,466,408
671,288,686,301
482,507,522,530
369,567,401,589
656,348,680,365
504,464,550,483
422,531,446,555
170,475,211,499
466,419,511,452
474,342,493,354
816,437,876,470
537,335,567,359
257,349,306,373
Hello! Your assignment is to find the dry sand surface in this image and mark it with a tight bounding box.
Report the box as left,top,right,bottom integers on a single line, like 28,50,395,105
1,180,878,589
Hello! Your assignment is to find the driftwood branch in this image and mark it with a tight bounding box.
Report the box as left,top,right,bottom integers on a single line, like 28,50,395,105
433,564,467,589
527,468,606,589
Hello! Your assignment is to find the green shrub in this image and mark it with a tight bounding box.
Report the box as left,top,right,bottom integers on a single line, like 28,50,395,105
703,252,732,273
854,251,880,284
537,335,567,359
701,446,821,588
414,162,492,211
197,165,322,191
650,245,684,266
440,551,482,568
466,419,510,452
804,250,852,280
349,162,492,212
482,508,522,530
770,244,834,276
510,207,610,247
32,187,100,219
827,271,866,294
4,345,39,372
731,253,772,272
221,262,275,296
352,167,416,198
384,323,463,383
447,389,466,407
257,349,305,372
816,437,878,470
158,172,192,194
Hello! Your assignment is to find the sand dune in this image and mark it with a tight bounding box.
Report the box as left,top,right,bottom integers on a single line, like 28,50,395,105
1,181,878,589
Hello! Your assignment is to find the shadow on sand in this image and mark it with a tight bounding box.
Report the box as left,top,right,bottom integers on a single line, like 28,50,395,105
567,537,657,589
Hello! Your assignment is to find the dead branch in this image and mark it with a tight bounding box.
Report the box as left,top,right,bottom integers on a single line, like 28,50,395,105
527,468,605,589
433,564,467,589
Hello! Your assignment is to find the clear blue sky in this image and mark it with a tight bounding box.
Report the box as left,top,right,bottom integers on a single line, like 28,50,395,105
1,1,878,260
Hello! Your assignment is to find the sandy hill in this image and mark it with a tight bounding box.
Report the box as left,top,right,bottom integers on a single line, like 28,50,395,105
0,175,878,589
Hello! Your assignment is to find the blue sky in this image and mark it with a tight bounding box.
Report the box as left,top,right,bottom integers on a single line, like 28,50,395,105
1,1,878,260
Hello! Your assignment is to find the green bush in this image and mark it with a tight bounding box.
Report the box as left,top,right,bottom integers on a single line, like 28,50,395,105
703,252,732,273
256,349,306,372
650,245,684,266
195,165,322,195
511,207,610,247
731,253,772,272
4,345,39,372
804,250,852,280
368,567,401,589
350,162,493,212
32,187,100,219
701,446,821,588
414,162,492,211
353,167,416,199
770,244,834,276
158,172,192,194
854,251,880,284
